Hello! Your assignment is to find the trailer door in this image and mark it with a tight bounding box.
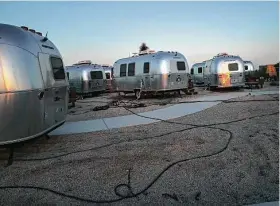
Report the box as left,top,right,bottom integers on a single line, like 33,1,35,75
38,53,55,129
38,53,68,129
143,62,151,90
49,56,68,124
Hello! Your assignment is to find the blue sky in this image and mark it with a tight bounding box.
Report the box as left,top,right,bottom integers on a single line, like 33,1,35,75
0,1,279,68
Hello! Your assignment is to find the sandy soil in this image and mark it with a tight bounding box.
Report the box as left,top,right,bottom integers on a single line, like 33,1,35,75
0,93,278,205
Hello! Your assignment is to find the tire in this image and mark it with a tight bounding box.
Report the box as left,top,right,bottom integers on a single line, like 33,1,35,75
209,86,216,91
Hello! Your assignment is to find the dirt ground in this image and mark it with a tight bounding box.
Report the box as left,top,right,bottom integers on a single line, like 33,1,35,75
66,83,277,122
0,92,278,205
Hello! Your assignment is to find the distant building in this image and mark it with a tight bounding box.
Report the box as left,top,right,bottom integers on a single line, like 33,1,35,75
259,62,279,80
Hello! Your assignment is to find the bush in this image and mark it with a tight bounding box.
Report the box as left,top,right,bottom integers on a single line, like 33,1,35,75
139,43,149,52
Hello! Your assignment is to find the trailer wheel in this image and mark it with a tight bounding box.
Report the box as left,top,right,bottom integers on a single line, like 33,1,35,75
135,90,141,100
209,86,216,91
177,90,182,97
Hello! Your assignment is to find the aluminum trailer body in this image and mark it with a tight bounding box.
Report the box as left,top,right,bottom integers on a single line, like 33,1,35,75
190,62,205,85
113,51,191,98
0,23,68,145
102,65,115,92
66,63,106,97
203,53,245,88
244,61,255,73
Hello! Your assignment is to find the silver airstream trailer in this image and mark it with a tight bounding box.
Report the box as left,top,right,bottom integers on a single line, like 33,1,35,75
66,61,106,98
244,61,255,73
190,62,205,85
101,64,115,92
113,50,192,99
0,23,68,145
203,53,245,89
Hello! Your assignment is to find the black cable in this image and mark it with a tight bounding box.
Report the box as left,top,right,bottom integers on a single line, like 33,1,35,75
0,112,278,204
9,94,279,161
77,97,278,106
69,94,278,115
12,111,278,162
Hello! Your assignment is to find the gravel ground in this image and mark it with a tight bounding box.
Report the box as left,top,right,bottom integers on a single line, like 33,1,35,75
66,87,211,122
0,93,278,205
66,83,278,122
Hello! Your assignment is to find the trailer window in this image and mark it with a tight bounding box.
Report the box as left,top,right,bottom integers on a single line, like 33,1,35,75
245,65,248,71
177,61,186,71
190,68,194,74
50,57,65,80
128,63,135,76
66,72,69,80
228,63,239,71
90,71,103,79
143,62,150,73
198,67,203,73
120,64,127,77
105,72,110,79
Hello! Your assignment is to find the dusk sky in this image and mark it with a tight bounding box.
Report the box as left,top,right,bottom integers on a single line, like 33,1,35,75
0,1,279,68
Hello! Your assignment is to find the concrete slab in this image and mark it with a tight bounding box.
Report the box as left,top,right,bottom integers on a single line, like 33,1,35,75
49,119,108,135
103,114,158,129
138,101,219,120
49,90,278,136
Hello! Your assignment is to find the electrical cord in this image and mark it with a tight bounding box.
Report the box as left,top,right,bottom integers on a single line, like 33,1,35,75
8,96,279,161
0,109,278,203
67,98,278,115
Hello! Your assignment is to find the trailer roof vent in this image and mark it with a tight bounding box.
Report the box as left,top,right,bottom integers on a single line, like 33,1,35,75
36,32,42,36
21,26,29,31
73,60,92,66
29,29,36,33
138,49,156,56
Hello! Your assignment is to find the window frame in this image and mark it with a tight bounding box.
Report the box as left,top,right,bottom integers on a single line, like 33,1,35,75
105,72,111,79
49,56,66,80
228,63,239,71
90,71,104,80
190,68,194,75
120,64,127,77
128,62,136,76
143,62,150,74
177,61,186,71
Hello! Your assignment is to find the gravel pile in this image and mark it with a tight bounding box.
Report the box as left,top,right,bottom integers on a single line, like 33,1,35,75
0,93,278,205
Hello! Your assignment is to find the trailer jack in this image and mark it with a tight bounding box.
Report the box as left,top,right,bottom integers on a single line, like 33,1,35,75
45,134,50,140
4,147,14,167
